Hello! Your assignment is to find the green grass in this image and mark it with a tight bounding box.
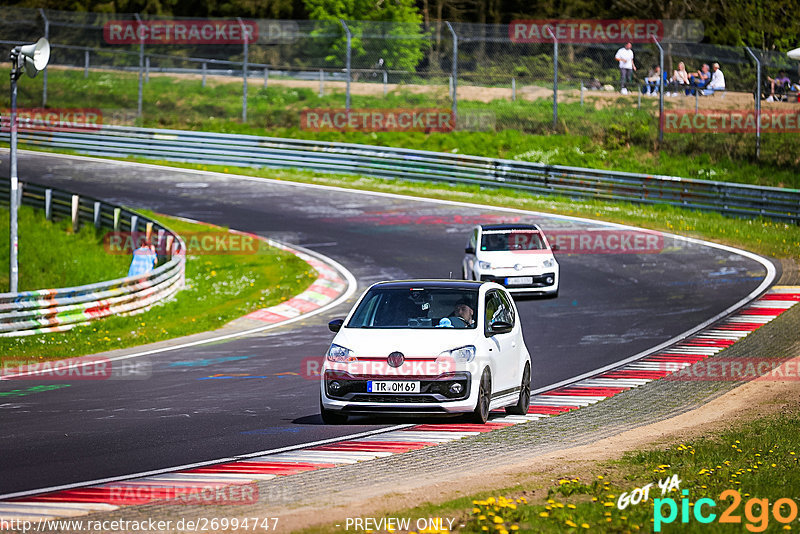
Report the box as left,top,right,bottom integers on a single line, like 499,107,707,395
4,69,799,189
81,159,800,259
0,205,130,291
0,211,316,362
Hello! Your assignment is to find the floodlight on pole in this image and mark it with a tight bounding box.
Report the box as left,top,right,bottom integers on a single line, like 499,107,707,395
8,37,50,292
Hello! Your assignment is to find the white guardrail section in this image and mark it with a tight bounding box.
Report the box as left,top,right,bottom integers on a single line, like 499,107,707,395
0,181,186,336
2,122,799,223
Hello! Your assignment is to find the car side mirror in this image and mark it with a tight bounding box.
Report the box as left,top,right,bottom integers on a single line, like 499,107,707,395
328,319,344,333
488,320,513,335
465,246,475,254
551,243,560,251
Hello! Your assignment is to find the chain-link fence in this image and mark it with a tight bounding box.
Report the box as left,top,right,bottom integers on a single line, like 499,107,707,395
2,7,799,160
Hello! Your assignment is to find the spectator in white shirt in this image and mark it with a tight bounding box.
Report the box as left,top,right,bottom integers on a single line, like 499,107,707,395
704,63,726,95
614,42,636,94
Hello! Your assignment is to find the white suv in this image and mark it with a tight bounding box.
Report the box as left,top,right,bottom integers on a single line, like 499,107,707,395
462,224,559,298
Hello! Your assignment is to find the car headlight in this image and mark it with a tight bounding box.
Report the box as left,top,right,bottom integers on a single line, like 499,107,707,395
326,344,357,362
437,345,476,363
543,258,555,268
477,261,492,270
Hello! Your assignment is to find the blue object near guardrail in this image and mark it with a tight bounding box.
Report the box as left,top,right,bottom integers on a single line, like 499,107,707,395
0,181,186,336
1,123,798,223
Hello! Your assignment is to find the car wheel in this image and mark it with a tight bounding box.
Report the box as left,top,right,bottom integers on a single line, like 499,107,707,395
505,363,531,415
469,369,491,424
319,395,348,424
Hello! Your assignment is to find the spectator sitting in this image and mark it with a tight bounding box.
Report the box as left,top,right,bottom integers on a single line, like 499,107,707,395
669,61,691,96
702,63,726,95
128,240,157,277
689,63,711,95
767,70,791,101
642,65,665,95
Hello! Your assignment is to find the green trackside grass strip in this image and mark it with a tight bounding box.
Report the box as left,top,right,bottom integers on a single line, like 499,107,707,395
2,69,798,189
0,211,316,363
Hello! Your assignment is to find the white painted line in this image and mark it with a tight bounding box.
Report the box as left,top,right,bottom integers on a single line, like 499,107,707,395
725,315,774,324
746,301,796,309
391,430,480,440
140,473,267,483
573,379,651,388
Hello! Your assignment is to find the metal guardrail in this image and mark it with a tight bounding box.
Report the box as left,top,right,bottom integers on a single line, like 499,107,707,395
2,123,799,223
0,180,186,336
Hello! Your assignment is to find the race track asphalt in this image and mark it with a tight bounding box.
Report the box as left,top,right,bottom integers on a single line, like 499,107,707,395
0,152,773,494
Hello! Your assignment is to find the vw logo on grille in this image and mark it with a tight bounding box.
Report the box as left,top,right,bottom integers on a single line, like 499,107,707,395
514,263,523,271
387,351,405,368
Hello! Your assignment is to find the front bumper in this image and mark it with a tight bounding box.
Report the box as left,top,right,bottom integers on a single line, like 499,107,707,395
321,371,476,414
479,271,558,293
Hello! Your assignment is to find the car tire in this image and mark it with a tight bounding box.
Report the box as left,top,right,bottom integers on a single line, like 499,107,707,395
468,369,491,424
319,395,348,424
505,363,531,415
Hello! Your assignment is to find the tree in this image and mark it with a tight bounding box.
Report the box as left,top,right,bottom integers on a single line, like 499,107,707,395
303,0,428,72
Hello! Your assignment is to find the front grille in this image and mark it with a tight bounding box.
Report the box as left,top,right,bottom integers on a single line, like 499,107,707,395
481,272,556,287
350,394,440,403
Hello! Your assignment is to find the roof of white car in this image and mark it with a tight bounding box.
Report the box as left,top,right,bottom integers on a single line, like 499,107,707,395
370,280,486,290
478,223,542,232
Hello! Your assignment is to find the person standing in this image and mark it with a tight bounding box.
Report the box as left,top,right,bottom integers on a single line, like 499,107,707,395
615,42,636,94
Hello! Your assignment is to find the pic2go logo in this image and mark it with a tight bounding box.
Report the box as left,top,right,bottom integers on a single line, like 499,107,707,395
654,489,799,532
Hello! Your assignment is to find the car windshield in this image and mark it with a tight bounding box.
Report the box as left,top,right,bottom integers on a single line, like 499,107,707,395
347,287,479,329
480,230,545,252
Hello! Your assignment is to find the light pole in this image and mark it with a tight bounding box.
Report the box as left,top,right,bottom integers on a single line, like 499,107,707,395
8,38,50,292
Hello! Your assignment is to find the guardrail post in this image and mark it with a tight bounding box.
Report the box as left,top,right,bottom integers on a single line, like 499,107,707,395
45,189,52,220
202,62,207,88
512,77,516,102
130,214,138,233
135,13,144,120
339,19,352,114
237,17,249,123
157,228,165,257
146,221,153,243
93,201,101,228
445,21,458,121
71,195,80,233
113,207,121,231
319,69,324,97
263,67,269,89
166,234,174,259
39,8,49,107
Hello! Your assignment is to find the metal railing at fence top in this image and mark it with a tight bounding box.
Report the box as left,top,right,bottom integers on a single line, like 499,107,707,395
2,123,797,223
0,180,186,336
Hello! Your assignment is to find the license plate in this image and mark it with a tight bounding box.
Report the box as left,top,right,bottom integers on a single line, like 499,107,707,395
367,381,420,393
506,276,533,285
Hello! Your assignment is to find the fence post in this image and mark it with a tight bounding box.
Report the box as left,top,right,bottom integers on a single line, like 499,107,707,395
512,77,516,101
39,8,49,107
264,67,269,89
652,36,664,144
202,61,207,88
445,21,458,122
383,70,387,96
45,189,52,220
319,69,324,96
237,17,249,122
339,19,352,114
93,201,101,228
580,83,585,106
113,207,121,231
745,47,761,160
134,13,144,120
71,195,80,233
546,28,558,129
84,50,90,79
145,56,150,83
